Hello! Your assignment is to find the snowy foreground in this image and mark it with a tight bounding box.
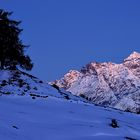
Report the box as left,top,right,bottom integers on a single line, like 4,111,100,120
0,70,140,140
0,95,140,140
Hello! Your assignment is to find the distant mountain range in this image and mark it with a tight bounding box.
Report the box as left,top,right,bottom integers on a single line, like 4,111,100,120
52,52,140,113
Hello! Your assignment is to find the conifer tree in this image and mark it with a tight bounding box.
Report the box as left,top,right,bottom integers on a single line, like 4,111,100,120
0,9,33,70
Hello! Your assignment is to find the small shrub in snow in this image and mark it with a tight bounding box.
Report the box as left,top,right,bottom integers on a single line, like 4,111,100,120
4,92,11,95
32,96,36,100
125,136,137,140
64,95,70,100
1,80,7,86
21,92,25,96
79,93,86,98
26,85,31,90
18,79,25,88
110,119,119,128
24,89,28,92
12,125,19,129
33,87,38,90
39,80,43,83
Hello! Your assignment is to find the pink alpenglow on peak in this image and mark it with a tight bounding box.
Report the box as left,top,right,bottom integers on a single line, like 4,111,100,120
52,52,140,113
124,51,140,62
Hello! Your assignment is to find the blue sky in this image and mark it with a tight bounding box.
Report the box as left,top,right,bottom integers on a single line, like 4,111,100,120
1,0,140,81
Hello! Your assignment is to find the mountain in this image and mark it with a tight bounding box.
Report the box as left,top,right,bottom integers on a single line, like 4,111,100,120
0,70,140,140
52,52,140,113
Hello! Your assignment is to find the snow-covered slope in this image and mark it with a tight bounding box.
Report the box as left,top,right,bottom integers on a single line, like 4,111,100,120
0,94,140,140
0,69,140,140
52,52,140,113
0,70,84,101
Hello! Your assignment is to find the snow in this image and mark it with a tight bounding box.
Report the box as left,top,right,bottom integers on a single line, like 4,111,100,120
0,95,140,140
0,70,140,140
0,70,11,81
0,70,84,101
124,51,140,62
53,52,140,113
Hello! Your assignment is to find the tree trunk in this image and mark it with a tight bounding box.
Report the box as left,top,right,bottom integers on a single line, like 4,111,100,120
0,60,4,70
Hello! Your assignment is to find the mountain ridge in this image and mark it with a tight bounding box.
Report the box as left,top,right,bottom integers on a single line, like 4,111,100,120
0,69,87,103
52,52,140,113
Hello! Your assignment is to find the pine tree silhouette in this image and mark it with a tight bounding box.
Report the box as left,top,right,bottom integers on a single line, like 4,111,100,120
0,9,33,70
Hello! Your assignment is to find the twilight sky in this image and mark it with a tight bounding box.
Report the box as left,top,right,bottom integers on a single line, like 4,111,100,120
1,0,140,81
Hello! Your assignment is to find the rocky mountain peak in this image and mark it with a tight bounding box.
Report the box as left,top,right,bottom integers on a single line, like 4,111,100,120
63,70,81,87
123,52,140,79
52,52,140,113
124,51,140,62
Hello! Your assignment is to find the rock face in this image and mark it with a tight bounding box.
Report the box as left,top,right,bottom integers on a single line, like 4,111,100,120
52,52,140,113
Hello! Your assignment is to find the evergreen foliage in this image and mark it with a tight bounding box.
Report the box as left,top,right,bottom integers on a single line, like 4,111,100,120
0,9,33,70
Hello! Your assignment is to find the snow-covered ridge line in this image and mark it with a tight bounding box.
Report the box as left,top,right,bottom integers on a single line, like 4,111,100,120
52,51,140,113
0,70,87,104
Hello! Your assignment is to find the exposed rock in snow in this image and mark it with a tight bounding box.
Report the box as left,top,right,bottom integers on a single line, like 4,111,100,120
0,70,85,102
52,52,140,113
